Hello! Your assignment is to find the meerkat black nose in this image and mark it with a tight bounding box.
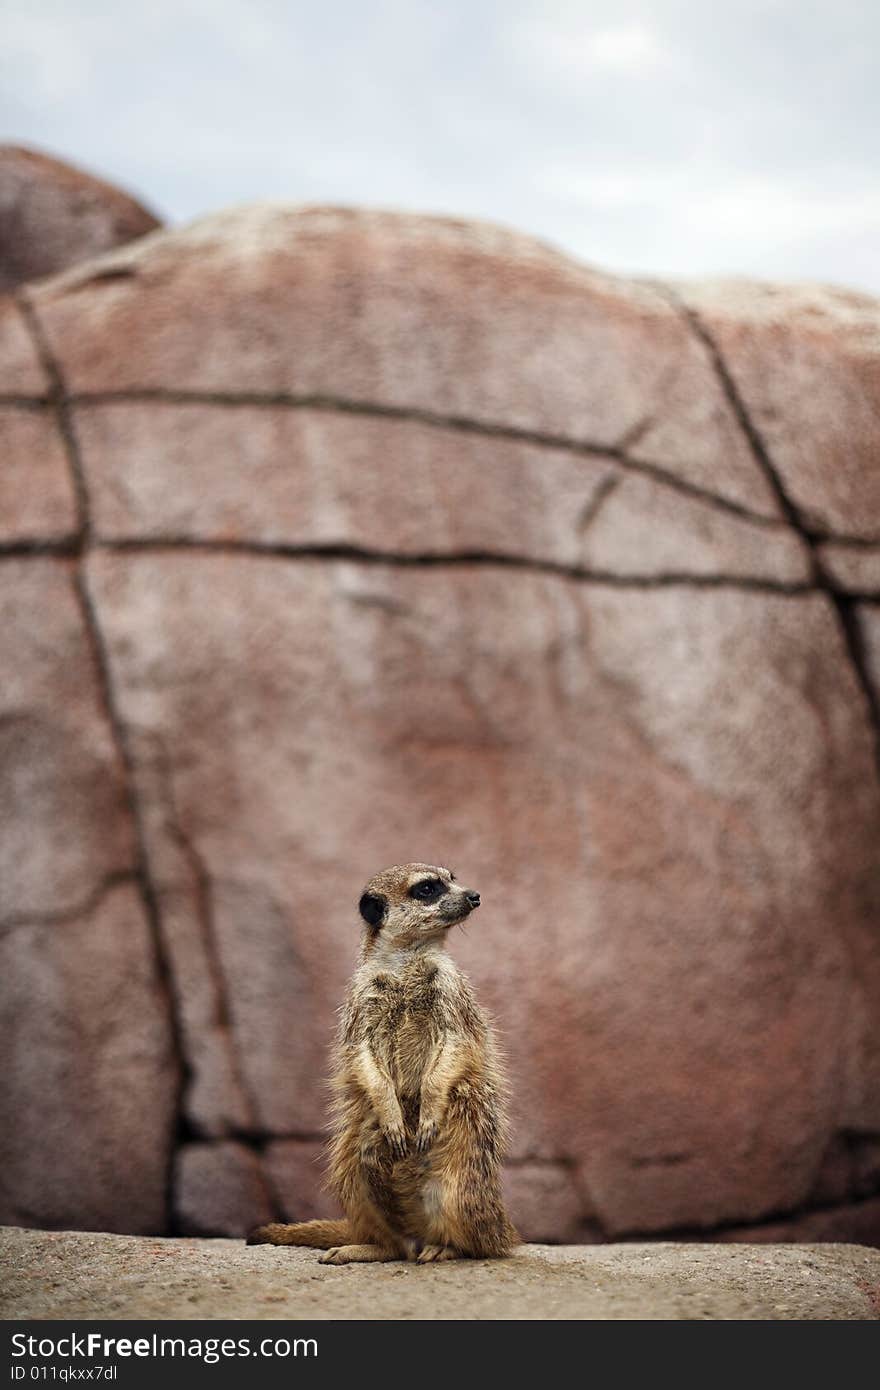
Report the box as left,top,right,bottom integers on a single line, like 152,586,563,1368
466,890,481,908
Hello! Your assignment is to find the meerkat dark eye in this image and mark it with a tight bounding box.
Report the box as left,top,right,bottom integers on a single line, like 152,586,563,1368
408,878,444,903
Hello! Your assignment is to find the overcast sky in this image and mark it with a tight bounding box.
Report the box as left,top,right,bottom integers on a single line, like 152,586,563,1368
3,0,879,292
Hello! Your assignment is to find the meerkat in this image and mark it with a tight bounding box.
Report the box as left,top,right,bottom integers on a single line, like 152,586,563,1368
247,862,517,1264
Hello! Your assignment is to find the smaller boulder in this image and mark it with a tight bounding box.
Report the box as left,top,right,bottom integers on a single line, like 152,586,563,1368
0,145,160,292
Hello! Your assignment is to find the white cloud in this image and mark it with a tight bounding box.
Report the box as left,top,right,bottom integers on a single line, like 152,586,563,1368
542,162,880,247
578,20,671,72
539,165,672,207
534,159,880,284
509,12,674,78
1,10,96,104
697,180,880,249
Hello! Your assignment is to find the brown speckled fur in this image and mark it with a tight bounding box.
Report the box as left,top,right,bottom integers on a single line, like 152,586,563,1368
247,863,518,1264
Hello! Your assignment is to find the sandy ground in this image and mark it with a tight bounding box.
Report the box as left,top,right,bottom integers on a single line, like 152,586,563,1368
2,1227,879,1320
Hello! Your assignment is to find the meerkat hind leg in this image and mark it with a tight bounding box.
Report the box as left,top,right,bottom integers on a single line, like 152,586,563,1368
416,1244,461,1263
319,1243,399,1265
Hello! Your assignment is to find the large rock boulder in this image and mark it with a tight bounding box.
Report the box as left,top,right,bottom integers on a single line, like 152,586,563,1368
1,206,878,1245
0,146,160,292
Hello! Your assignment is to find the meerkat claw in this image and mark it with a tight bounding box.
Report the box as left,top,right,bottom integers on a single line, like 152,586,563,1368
415,1120,437,1153
385,1130,408,1160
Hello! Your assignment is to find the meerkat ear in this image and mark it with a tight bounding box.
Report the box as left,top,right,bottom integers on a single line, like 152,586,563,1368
358,892,387,929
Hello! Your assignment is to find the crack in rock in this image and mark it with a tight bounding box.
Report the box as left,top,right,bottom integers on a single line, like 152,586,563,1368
0,538,80,558
628,1152,693,1169
65,266,140,289
576,471,621,535
0,394,51,408
13,297,91,543
818,534,880,550
615,412,656,455
95,536,818,595
0,870,137,938
149,739,261,1139
220,1129,328,1148
0,534,850,595
647,1189,880,1245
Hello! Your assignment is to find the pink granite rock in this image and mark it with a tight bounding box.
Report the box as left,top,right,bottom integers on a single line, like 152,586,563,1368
1,207,878,1246
175,1142,273,1237
264,1140,338,1224
0,883,176,1233
819,542,880,595
0,407,77,544
0,559,134,918
0,559,176,1232
502,1162,599,1244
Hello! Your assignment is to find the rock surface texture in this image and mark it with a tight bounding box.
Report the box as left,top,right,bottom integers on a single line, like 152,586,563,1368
1,205,879,1247
1,1228,878,1320
0,146,160,292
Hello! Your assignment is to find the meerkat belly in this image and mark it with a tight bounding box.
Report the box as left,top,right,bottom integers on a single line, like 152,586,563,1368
394,1011,451,1242
390,1010,438,1103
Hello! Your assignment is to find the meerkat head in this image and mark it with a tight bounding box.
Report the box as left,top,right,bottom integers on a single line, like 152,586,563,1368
358,862,480,948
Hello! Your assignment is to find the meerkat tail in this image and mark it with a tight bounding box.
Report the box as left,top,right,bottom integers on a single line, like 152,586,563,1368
246,1219,351,1248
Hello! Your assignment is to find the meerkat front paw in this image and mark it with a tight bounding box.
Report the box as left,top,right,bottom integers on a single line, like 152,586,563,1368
416,1244,460,1263
383,1123,408,1159
415,1118,438,1153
